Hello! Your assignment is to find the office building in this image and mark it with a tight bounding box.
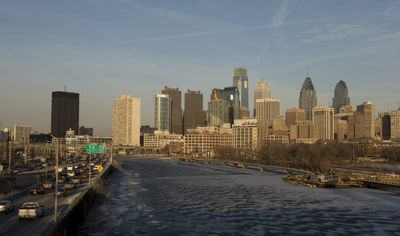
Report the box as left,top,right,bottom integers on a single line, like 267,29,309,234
391,109,400,141
233,68,249,109
290,121,317,144
154,94,171,133
113,94,141,146
232,119,258,151
332,80,350,114
184,126,233,156
13,125,32,144
253,79,272,117
255,98,280,126
299,76,317,120
285,108,306,127
348,101,375,140
208,89,230,127
183,90,205,133
382,113,391,141
79,126,93,136
222,86,241,124
51,91,79,137
312,106,334,140
162,86,183,134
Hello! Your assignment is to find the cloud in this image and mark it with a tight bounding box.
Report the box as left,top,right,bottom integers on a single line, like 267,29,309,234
367,31,400,42
304,23,378,41
271,0,298,28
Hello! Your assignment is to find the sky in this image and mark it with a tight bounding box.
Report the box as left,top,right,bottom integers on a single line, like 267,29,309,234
0,0,400,136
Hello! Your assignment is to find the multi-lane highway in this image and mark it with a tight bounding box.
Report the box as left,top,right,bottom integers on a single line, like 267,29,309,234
0,161,110,236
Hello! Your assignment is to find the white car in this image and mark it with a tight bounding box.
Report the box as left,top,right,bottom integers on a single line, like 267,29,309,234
0,201,15,213
18,202,44,220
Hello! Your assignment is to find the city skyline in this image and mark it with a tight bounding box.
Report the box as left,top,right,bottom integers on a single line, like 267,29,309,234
1,1,400,135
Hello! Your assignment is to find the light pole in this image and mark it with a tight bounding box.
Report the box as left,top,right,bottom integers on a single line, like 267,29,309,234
54,138,59,224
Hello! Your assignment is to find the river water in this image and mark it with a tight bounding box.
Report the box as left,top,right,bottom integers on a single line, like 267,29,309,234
78,158,400,235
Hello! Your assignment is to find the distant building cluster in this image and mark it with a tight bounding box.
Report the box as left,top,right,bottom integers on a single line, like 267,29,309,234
1,67,400,156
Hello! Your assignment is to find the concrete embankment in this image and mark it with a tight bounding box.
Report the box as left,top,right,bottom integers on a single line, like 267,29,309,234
45,163,114,236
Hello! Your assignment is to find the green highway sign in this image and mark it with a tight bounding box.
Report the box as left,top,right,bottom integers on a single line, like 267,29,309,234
86,143,107,154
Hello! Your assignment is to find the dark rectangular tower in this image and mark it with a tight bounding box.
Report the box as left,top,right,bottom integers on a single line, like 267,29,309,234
183,90,205,133
51,91,79,137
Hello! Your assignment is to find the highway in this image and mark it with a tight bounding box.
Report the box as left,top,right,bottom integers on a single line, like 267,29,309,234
0,161,109,236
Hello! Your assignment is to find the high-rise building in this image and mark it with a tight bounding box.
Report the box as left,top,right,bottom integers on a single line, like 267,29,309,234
348,101,375,140
79,126,93,136
112,94,141,146
253,79,272,117
299,77,317,120
51,91,79,137
162,86,183,134
382,113,391,141
390,109,400,141
285,108,306,127
222,87,241,124
332,80,350,114
208,89,230,127
290,120,316,144
255,98,280,125
312,106,334,140
184,90,205,133
233,68,249,110
13,125,32,144
154,94,171,133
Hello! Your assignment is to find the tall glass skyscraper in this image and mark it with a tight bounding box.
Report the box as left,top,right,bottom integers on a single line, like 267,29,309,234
332,80,350,114
208,89,229,127
162,86,183,134
233,68,249,109
154,94,171,132
299,77,317,120
222,86,241,124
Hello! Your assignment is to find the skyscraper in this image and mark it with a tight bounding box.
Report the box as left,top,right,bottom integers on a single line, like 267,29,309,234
332,80,350,113
208,89,229,127
348,101,375,140
162,86,183,134
13,125,32,144
233,68,249,110
51,91,79,137
154,94,171,132
255,98,280,125
312,106,334,140
222,87,241,124
390,109,400,141
183,90,205,133
285,108,306,127
253,79,272,117
299,76,317,120
112,94,141,146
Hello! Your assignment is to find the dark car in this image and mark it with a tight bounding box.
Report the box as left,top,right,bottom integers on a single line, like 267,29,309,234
30,186,45,195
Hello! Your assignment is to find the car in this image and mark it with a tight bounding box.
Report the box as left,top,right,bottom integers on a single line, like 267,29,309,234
0,201,15,213
30,186,45,195
71,178,81,184
18,202,44,220
42,181,53,189
64,182,76,190
56,190,66,197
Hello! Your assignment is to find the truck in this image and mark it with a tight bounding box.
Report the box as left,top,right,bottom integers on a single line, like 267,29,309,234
18,202,44,220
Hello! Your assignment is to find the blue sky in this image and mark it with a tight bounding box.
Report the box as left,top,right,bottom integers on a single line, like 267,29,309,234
1,0,400,135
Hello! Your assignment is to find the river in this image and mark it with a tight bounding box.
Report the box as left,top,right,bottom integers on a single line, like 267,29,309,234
78,157,400,235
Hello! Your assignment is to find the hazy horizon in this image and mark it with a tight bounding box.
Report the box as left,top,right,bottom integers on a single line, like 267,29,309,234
1,0,400,136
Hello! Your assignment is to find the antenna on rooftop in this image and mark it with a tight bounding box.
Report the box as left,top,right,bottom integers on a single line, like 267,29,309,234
64,85,67,92
306,67,310,77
